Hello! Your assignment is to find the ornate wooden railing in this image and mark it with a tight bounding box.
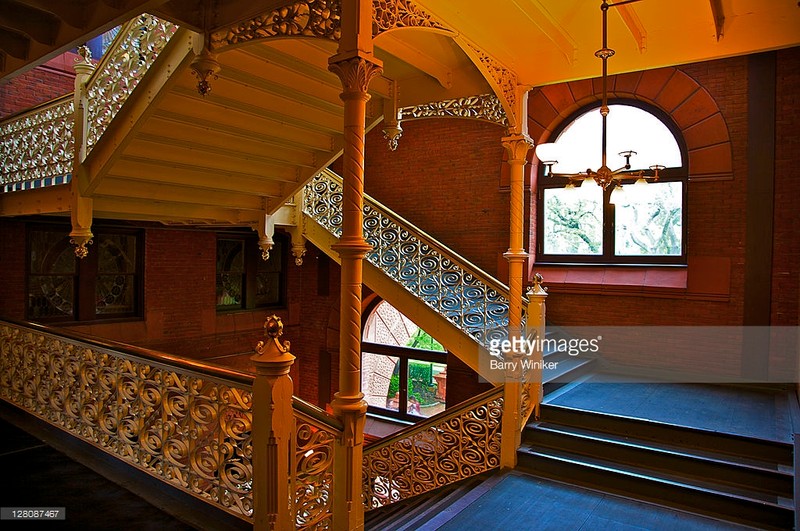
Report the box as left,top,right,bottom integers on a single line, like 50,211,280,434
292,397,341,529
84,14,177,154
0,320,344,527
0,14,176,191
0,320,255,517
304,169,526,351
362,386,503,510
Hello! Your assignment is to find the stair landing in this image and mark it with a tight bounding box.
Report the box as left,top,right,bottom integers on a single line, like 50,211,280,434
544,372,794,443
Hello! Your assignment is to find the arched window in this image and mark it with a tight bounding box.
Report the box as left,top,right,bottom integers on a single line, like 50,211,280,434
361,300,447,421
536,101,687,264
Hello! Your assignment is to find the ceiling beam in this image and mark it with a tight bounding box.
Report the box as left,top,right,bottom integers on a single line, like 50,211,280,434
92,195,258,225
377,33,453,89
95,177,266,210
616,2,647,53
709,0,725,41
512,0,576,64
0,3,60,45
0,29,29,59
112,156,286,197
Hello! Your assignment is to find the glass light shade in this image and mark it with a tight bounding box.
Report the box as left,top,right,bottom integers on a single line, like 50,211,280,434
609,185,626,205
535,142,559,163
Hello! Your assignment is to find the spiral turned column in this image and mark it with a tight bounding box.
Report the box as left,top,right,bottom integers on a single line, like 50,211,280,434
328,52,383,531
500,133,533,468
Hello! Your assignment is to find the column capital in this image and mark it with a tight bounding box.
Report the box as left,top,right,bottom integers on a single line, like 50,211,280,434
328,53,384,98
501,133,534,162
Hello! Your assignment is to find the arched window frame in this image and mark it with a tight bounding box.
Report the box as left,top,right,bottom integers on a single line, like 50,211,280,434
360,299,448,423
536,98,689,265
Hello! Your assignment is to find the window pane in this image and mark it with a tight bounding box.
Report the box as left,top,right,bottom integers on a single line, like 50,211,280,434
361,352,400,412
28,275,74,318
96,233,137,315
615,181,682,256
216,239,244,308
30,231,74,274
550,104,682,174
543,186,603,255
28,229,75,319
407,361,446,417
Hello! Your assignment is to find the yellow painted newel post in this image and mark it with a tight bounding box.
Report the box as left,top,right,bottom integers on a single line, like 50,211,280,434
70,45,95,258
251,315,296,531
524,274,547,423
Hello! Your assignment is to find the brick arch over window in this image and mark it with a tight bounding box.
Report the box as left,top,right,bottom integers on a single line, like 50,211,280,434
527,67,732,181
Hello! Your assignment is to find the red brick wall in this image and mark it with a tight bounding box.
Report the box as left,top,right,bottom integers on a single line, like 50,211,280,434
364,118,511,279
0,64,75,119
772,47,800,327
0,219,27,319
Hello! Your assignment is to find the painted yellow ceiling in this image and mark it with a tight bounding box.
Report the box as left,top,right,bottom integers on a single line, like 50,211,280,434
2,0,798,227
413,0,800,87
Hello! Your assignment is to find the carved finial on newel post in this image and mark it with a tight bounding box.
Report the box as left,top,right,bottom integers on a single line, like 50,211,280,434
250,314,295,529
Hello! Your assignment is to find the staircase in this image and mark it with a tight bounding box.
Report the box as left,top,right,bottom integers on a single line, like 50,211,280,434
518,402,795,530
364,471,500,531
302,170,598,388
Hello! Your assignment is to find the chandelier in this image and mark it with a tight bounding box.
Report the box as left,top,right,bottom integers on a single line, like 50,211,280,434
535,0,664,193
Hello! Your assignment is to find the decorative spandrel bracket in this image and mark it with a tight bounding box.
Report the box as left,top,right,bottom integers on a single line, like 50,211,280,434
382,80,403,151
70,233,93,259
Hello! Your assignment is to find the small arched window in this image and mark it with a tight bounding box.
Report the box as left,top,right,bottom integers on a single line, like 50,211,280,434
536,101,687,264
361,300,447,421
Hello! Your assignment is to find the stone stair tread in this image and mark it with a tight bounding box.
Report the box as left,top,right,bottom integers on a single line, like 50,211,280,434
536,403,794,465
518,444,791,508
529,422,792,475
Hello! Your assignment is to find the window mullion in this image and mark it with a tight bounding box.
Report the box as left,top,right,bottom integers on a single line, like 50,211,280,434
604,189,615,260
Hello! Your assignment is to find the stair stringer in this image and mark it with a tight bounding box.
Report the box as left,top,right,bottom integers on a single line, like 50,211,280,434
303,212,490,381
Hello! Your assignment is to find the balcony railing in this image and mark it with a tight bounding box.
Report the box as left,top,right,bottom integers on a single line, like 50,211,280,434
0,14,176,192
0,320,342,527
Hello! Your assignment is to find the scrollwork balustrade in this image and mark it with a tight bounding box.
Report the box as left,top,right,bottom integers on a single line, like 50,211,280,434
362,388,503,509
293,410,339,529
303,170,520,349
85,14,177,153
0,99,74,187
0,322,254,519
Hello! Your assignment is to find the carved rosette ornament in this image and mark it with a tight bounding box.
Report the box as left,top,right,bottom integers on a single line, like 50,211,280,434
292,243,307,266
210,0,341,49
372,0,452,36
190,47,221,96
400,94,508,127
254,314,292,358
70,235,93,259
